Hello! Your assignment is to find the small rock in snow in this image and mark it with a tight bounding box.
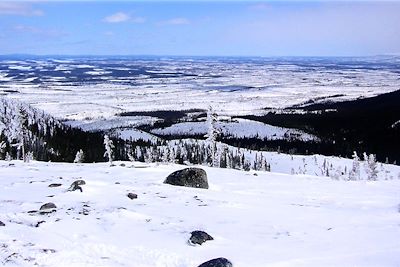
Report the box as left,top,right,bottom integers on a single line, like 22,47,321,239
67,180,86,192
197,257,233,267
189,230,214,245
127,193,138,200
40,202,57,211
41,248,56,253
0,221,5,226
48,183,62,187
35,221,46,227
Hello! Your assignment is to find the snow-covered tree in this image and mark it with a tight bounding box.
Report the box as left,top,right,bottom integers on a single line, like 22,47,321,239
74,149,85,163
0,141,6,160
103,135,114,166
366,153,378,181
128,152,135,162
17,107,29,162
162,147,170,163
349,151,360,181
25,151,34,163
204,106,220,167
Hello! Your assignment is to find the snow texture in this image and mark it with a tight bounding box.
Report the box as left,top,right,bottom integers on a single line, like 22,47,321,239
1,160,400,266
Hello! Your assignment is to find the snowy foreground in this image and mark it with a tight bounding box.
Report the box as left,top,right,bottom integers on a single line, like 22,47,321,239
1,160,400,267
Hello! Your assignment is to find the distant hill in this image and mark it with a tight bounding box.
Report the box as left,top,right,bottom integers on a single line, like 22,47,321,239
239,89,400,163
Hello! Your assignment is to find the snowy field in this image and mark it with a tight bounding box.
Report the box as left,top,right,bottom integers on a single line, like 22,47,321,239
1,160,400,266
1,57,399,123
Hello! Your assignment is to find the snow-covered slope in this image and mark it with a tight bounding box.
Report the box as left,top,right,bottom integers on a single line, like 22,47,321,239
151,119,317,141
0,97,59,143
1,160,400,266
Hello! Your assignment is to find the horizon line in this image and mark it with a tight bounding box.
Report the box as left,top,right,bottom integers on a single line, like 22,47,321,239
1,53,399,58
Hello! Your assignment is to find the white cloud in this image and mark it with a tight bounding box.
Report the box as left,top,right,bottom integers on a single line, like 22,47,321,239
103,12,130,23
103,12,145,24
160,18,190,25
0,2,43,16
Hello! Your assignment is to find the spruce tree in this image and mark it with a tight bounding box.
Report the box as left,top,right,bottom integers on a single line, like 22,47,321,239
103,135,114,166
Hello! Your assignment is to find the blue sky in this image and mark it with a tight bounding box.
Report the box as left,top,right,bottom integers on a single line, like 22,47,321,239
0,1,399,56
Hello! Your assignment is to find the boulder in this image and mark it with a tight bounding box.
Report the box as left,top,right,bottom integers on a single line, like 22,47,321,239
48,183,62,188
164,168,208,189
68,180,86,192
189,230,214,245
198,258,233,267
0,221,5,227
127,193,138,200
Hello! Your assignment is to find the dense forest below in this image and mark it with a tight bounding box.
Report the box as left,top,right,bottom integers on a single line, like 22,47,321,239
239,89,400,163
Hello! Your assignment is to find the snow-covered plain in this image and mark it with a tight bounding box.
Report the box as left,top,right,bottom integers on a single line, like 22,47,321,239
1,56,399,139
1,57,399,122
1,160,400,267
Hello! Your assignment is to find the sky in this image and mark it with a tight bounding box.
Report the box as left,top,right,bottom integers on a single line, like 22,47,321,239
0,1,400,57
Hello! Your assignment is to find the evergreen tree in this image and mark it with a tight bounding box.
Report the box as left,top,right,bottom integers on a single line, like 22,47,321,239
103,135,114,166
18,107,29,162
349,151,360,180
367,154,379,181
74,149,85,163
0,141,5,160
204,106,220,167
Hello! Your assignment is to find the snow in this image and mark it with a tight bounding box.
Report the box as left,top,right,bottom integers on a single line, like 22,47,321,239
112,128,160,143
391,120,400,129
152,119,317,141
1,57,399,125
64,116,159,132
85,70,112,76
1,160,400,266
8,65,32,71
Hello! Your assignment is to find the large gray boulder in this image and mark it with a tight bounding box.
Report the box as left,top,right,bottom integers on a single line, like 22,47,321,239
164,168,208,189
198,258,233,267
